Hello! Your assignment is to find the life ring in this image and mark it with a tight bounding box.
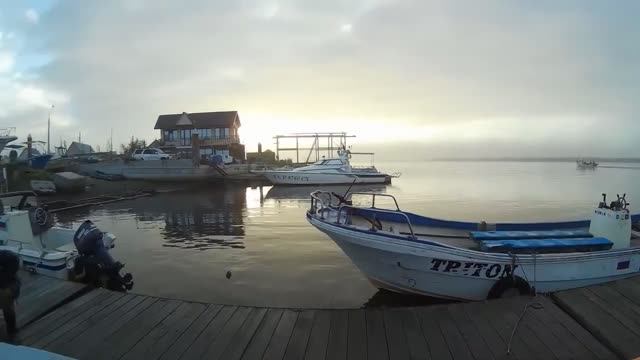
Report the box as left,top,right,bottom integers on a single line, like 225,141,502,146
487,276,532,299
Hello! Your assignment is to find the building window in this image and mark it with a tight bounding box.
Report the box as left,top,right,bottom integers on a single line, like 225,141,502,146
198,128,211,139
163,130,176,141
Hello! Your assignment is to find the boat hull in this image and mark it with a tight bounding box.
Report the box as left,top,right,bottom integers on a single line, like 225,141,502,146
261,171,391,185
308,215,640,301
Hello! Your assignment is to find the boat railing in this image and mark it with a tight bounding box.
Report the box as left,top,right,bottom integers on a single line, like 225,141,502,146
335,204,416,239
310,190,416,239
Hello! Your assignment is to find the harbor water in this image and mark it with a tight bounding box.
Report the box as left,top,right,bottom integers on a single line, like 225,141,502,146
53,161,640,308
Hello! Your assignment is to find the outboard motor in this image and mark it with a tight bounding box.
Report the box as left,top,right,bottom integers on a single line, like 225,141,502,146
73,220,133,291
589,194,632,249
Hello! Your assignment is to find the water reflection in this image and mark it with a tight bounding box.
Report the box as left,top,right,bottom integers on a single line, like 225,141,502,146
265,184,387,200
153,187,246,250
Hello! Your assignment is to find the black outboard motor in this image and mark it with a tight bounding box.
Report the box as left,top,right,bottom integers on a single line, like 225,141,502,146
73,220,133,291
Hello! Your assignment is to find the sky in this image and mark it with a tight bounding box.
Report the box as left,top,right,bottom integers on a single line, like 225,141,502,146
0,0,638,159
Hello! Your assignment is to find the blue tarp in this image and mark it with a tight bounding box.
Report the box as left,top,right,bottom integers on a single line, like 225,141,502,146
480,237,613,253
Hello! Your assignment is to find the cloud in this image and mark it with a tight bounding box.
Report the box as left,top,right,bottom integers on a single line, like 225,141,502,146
0,0,637,157
25,9,39,24
0,52,14,73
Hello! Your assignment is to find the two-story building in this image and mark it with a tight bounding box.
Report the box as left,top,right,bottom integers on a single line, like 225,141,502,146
154,111,245,163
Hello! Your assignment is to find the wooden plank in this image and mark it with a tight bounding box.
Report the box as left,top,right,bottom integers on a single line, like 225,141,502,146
587,285,640,335
366,310,389,360
497,308,556,360
610,277,640,306
159,305,223,360
415,307,451,360
28,291,125,348
180,305,238,360
96,298,182,360
446,305,495,360
18,288,109,342
383,309,410,360
45,292,138,354
526,302,595,359
347,310,366,360
303,310,331,360
121,301,207,360
219,307,269,360
461,302,511,360
465,300,534,360
554,289,640,359
432,306,474,360
284,310,315,360
201,307,253,360
241,308,284,360
544,295,616,360
70,296,159,359
326,310,348,360
397,309,430,360
262,309,298,360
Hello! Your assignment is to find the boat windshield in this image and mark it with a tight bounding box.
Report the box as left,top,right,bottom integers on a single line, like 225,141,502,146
310,159,344,166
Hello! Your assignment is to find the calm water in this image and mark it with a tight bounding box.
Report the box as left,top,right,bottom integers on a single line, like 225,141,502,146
53,161,640,308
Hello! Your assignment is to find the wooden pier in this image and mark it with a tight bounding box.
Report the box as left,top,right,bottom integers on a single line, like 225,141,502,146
3,274,640,359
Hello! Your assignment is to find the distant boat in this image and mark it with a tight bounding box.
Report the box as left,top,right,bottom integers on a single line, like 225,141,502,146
577,159,598,168
257,148,398,185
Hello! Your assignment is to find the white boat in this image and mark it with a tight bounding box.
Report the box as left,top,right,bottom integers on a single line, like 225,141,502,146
307,191,640,301
0,191,132,290
258,148,397,185
0,128,18,153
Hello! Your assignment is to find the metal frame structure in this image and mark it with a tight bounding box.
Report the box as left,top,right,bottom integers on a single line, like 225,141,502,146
273,132,355,164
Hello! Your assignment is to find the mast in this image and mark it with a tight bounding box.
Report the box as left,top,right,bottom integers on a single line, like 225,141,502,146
47,104,54,154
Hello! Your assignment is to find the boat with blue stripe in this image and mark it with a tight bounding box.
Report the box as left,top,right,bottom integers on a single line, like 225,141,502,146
307,191,640,301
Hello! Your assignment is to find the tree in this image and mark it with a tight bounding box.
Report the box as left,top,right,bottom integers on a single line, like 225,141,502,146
121,137,147,157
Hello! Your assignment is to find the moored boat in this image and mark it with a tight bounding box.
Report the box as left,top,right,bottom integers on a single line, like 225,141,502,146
307,191,640,301
52,171,87,193
258,148,397,185
0,191,133,290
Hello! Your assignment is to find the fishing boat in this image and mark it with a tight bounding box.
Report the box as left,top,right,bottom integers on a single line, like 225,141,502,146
577,159,598,168
258,148,398,185
307,191,640,301
0,191,132,290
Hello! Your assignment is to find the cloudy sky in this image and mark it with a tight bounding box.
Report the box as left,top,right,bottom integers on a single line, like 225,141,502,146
0,0,638,158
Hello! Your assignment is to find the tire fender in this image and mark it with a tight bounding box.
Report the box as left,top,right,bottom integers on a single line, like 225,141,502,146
487,276,532,299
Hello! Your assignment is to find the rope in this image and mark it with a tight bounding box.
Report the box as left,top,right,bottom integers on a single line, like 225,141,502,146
506,251,544,355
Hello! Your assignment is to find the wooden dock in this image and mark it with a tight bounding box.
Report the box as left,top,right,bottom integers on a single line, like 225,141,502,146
3,274,640,359
0,271,86,337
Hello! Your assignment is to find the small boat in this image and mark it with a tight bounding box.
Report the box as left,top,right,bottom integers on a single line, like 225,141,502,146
0,191,132,290
577,159,598,168
30,180,56,195
307,191,640,301
0,128,17,154
258,148,398,185
52,171,87,193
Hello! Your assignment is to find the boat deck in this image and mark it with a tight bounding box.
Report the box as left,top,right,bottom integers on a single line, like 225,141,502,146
7,277,640,359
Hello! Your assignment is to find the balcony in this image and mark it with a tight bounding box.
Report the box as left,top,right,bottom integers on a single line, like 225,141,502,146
163,135,240,147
